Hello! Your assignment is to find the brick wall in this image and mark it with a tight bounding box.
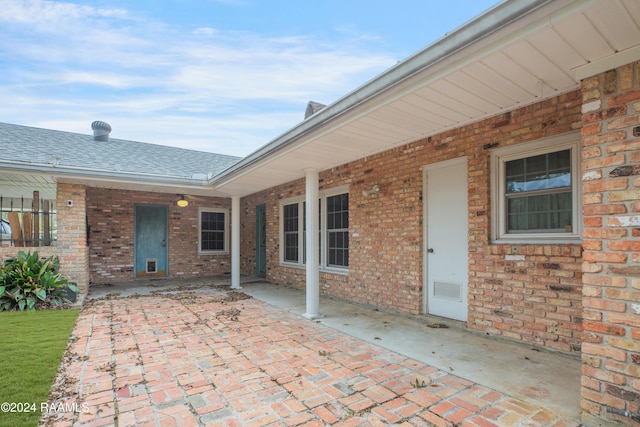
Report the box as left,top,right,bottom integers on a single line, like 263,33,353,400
580,62,640,426
239,198,258,276
240,90,584,353
87,188,231,282
0,182,90,296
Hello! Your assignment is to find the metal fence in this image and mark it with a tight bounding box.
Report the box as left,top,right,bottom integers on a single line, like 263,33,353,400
0,193,57,247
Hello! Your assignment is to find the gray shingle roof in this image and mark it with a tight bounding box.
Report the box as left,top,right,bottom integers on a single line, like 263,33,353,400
0,122,240,179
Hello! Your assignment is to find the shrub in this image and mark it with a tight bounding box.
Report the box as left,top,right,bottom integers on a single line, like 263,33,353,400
0,251,79,311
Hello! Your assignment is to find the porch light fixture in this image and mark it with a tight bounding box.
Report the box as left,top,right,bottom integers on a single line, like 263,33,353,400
177,195,189,207
362,185,380,197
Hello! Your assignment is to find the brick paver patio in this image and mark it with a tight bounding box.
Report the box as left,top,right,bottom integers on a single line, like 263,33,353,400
41,286,579,426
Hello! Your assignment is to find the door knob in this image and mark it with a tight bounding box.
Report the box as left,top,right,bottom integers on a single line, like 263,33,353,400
427,248,434,253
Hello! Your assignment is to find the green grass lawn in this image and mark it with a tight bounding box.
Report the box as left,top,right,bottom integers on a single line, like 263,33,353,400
0,309,79,427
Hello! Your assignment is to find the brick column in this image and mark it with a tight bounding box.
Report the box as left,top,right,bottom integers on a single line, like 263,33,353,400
56,183,89,297
580,62,640,426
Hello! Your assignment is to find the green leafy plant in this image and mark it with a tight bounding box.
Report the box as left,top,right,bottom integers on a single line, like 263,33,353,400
0,251,78,311
411,377,427,388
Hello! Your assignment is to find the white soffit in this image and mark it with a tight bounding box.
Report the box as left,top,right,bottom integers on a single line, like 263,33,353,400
0,171,57,200
215,0,640,197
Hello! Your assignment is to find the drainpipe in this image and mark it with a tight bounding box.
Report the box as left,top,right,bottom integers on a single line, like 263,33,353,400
303,168,322,319
231,196,241,289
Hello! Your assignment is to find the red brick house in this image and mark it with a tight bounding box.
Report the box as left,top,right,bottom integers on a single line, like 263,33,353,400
1,0,639,425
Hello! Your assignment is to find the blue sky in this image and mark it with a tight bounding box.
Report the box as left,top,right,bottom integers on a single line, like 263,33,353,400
0,0,499,156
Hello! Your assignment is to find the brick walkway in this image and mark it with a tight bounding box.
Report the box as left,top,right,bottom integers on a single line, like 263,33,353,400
42,287,579,426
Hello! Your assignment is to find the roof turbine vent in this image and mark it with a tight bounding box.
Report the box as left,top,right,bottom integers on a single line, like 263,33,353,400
91,121,112,141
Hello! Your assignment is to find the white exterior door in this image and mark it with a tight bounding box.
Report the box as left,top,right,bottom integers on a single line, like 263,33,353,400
423,158,468,321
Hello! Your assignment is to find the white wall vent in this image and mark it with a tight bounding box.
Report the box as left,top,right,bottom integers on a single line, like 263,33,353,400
434,281,462,301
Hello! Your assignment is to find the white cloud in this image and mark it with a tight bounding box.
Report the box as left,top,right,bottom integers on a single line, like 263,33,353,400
0,0,129,26
57,72,140,89
192,27,219,37
0,0,397,156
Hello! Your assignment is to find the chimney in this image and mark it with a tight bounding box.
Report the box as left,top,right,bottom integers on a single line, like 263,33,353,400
91,121,112,141
305,101,326,119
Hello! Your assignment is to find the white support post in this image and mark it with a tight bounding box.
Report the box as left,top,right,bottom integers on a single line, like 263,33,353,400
231,195,242,289
303,169,322,319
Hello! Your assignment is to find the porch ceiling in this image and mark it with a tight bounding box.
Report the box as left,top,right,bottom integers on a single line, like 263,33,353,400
214,0,640,197
0,171,57,200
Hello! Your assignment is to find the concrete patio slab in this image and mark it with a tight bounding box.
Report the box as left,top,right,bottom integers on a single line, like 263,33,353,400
238,280,581,420
42,277,581,426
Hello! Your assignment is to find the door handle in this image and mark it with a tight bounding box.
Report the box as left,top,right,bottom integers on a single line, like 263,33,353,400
427,248,434,253
161,239,166,247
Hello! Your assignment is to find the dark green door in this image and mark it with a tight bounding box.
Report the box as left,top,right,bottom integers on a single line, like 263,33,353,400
134,205,168,277
256,204,266,277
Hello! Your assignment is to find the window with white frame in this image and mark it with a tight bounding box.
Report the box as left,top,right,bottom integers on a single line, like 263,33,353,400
326,193,349,267
280,188,349,272
282,203,299,262
491,133,580,243
199,208,229,253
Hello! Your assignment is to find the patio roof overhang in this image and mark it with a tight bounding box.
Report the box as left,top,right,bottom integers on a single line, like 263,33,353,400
0,161,229,200
211,0,640,197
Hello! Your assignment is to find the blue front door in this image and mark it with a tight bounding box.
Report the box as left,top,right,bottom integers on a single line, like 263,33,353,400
134,205,168,277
